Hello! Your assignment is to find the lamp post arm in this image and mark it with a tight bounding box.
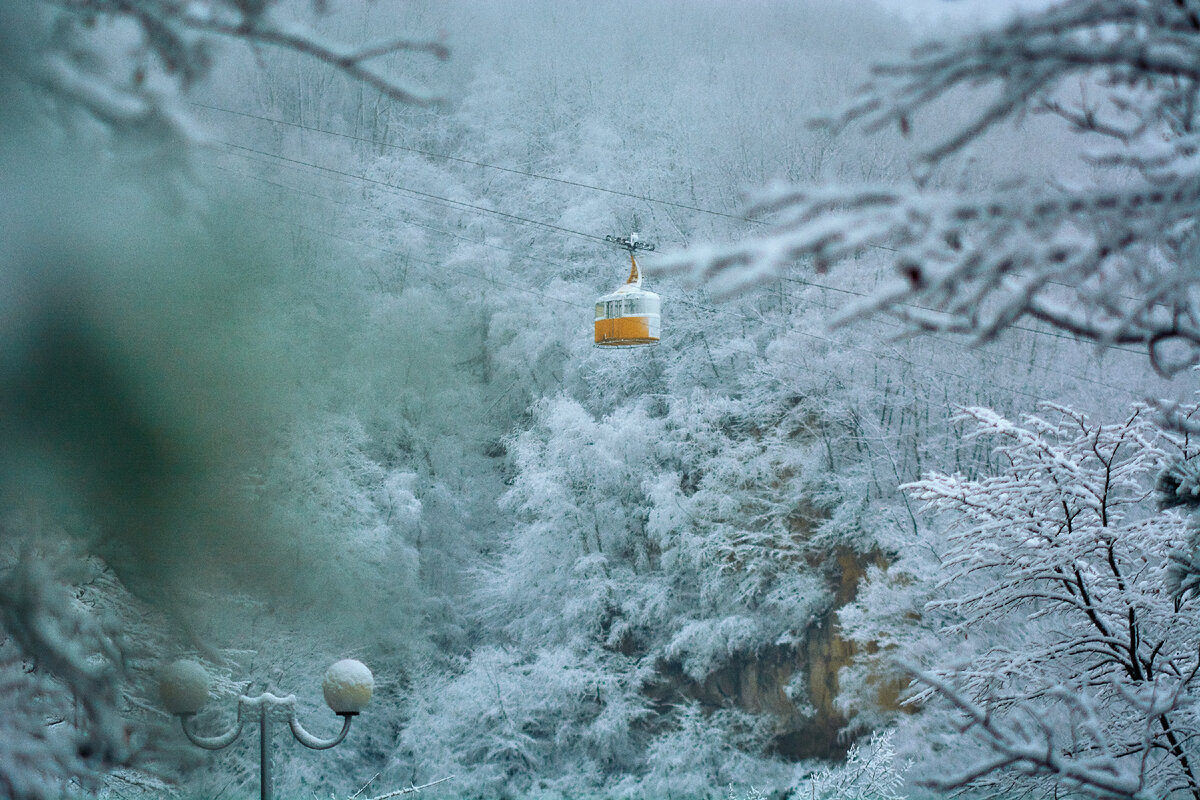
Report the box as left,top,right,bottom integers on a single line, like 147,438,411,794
162,661,374,800
289,713,354,750
179,706,245,750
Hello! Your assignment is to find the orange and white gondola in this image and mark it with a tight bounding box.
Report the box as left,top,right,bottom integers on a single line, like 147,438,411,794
595,234,660,347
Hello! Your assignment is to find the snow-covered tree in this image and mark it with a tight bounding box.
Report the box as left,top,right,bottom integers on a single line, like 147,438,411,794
840,403,1200,799
794,728,909,800
672,0,1200,379
653,7,1200,789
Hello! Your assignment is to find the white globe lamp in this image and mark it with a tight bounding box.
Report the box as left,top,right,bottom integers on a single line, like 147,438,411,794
322,659,374,715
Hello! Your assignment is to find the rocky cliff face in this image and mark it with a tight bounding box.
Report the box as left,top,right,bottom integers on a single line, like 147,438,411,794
655,547,894,760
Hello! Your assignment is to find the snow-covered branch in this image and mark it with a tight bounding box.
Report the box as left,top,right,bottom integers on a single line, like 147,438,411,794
841,402,1200,799
173,8,447,106
0,549,139,799
14,0,446,152
909,668,1150,799
364,775,454,800
665,0,1200,376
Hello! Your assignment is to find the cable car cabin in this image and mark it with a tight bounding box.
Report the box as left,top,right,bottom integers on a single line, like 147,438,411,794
594,254,660,347
594,286,661,346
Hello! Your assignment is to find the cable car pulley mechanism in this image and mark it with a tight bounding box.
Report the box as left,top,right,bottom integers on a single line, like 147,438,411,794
594,233,661,347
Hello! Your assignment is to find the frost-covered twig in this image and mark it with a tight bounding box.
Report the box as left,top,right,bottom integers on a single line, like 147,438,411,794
364,775,454,800
177,12,447,107
908,667,1148,799
349,772,381,799
802,728,910,800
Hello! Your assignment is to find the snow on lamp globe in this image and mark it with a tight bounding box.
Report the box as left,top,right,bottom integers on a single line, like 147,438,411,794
160,656,373,800
322,658,374,715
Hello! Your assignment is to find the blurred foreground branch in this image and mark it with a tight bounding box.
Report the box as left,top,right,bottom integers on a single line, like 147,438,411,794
12,0,446,152
663,0,1200,377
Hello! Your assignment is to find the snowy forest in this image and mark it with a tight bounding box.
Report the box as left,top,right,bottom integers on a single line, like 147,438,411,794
3,0,1200,798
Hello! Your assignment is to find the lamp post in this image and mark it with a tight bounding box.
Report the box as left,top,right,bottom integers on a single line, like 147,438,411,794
160,658,374,800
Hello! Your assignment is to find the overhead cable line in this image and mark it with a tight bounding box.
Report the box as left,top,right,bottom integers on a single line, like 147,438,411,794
208,155,1143,406
209,141,1155,370
209,152,572,265
214,164,538,259
193,101,762,224
203,102,1177,316
223,154,1132,398
246,208,587,310
218,141,609,245
218,155,1135,399
253,203,1058,405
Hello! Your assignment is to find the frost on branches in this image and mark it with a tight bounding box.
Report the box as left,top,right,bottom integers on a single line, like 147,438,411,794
840,403,1200,799
1,0,446,159
0,535,180,800
0,558,122,799
798,728,909,800
671,0,1200,377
